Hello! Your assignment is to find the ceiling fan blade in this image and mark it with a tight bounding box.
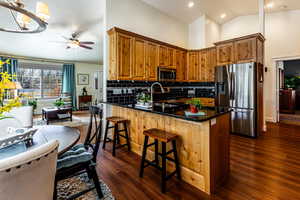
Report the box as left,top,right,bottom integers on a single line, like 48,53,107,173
79,41,95,45
49,41,68,44
62,35,70,41
79,44,93,50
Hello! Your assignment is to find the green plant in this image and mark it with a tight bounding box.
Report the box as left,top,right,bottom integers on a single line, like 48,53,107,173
186,98,202,109
285,76,297,89
137,92,151,103
28,99,37,111
54,98,65,107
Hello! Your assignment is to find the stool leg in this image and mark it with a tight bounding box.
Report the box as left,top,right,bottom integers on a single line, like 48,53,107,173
124,122,131,152
112,123,118,156
116,123,120,145
161,142,167,193
102,121,109,150
139,136,149,178
172,140,181,180
155,139,159,167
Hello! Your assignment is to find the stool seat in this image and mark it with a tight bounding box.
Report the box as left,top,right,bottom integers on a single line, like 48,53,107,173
143,128,178,143
106,116,127,123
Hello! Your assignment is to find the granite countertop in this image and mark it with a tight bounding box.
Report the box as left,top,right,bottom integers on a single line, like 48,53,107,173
102,102,231,123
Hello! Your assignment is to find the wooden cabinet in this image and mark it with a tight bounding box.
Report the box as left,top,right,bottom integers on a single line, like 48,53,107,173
199,50,209,81
208,48,216,82
168,48,175,66
279,89,296,114
159,46,169,66
234,38,256,63
117,33,133,80
175,49,187,81
216,42,234,66
132,38,146,80
187,51,199,81
146,42,159,81
215,33,265,66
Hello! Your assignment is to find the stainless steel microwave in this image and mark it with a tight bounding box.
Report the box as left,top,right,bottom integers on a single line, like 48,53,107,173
157,67,176,81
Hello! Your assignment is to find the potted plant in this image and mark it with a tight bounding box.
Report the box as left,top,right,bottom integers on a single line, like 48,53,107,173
54,98,65,108
28,98,37,114
186,99,202,113
136,92,151,106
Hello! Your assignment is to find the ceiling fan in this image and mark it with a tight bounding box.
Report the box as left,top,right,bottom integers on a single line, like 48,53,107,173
62,32,95,50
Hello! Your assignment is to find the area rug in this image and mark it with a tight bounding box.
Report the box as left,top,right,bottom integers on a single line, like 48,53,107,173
33,116,90,128
57,173,115,200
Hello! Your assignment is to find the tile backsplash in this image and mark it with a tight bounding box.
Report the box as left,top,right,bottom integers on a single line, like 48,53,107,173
107,80,215,105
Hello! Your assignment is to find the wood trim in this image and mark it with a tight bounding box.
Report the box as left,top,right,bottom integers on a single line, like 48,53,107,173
108,27,187,51
214,33,265,46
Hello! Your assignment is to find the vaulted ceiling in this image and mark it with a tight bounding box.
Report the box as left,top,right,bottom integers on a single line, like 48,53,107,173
0,0,104,64
141,0,300,24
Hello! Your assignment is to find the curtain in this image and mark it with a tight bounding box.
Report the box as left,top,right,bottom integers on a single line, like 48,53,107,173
0,57,18,81
62,63,77,110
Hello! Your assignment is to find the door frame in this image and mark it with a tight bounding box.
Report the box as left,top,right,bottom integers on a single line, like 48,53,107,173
273,55,300,122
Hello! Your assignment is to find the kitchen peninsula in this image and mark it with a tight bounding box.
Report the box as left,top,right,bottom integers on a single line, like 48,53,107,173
103,102,231,194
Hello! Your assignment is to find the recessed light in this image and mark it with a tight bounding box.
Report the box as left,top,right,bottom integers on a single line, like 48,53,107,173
188,1,194,8
266,2,274,9
220,13,227,19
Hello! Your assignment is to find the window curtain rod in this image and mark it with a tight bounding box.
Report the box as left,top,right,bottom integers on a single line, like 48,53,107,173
0,54,97,65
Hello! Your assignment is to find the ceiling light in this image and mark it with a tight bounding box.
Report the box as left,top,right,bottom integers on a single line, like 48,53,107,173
188,1,194,8
266,2,274,9
220,13,227,19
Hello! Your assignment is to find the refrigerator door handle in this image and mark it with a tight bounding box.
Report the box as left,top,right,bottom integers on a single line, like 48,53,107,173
232,72,235,100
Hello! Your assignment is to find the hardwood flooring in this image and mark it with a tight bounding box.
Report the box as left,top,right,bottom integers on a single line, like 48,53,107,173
94,122,300,200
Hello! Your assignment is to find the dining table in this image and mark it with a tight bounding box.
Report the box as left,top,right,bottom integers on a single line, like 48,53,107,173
0,125,80,160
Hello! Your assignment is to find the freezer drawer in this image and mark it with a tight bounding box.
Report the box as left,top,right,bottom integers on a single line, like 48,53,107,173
231,108,256,137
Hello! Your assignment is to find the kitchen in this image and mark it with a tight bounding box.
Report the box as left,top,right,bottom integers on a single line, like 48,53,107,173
102,26,264,195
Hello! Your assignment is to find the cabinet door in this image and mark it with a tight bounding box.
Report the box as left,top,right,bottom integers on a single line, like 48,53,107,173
216,42,234,66
159,46,169,66
234,38,256,63
187,51,199,81
199,50,209,82
146,42,159,81
108,33,117,80
132,38,146,80
207,48,216,82
175,50,186,81
168,48,175,66
117,33,133,80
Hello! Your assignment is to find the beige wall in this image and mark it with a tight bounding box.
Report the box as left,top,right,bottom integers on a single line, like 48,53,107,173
106,0,189,48
221,9,300,122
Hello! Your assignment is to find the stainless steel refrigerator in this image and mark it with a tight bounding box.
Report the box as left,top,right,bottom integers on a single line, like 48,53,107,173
215,63,263,138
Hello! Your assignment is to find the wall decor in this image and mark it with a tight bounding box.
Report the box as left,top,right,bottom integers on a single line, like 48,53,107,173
77,74,89,85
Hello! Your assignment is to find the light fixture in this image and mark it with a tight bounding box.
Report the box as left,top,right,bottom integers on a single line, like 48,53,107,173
0,0,50,33
68,40,80,48
188,1,194,8
266,2,274,9
220,13,227,19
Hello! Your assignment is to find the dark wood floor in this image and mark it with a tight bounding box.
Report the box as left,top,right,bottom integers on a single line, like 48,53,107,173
95,123,300,200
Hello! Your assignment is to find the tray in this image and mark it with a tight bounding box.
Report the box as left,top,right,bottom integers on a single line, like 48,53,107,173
184,111,206,116
0,128,38,150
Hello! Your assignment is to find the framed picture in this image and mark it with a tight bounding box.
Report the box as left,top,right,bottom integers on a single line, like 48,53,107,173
77,74,89,85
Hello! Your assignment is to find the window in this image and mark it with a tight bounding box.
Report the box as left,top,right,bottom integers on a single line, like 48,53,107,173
17,62,63,99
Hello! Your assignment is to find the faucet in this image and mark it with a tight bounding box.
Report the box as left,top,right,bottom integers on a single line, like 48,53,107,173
150,82,165,105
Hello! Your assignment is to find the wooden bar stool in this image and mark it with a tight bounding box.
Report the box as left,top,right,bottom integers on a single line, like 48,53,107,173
102,116,131,156
139,128,181,193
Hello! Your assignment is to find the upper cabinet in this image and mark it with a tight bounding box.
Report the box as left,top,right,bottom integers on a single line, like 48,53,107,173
215,33,265,66
216,42,234,66
116,33,133,80
132,38,146,80
146,42,159,81
108,27,265,82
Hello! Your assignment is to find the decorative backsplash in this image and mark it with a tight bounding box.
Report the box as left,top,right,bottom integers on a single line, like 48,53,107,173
107,80,215,105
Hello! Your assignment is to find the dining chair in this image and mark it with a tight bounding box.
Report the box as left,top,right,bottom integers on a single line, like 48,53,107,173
54,105,103,199
0,140,59,200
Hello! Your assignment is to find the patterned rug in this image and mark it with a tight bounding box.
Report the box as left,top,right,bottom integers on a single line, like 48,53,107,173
33,116,89,128
57,173,115,200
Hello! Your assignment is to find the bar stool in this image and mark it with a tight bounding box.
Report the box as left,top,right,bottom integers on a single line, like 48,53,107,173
102,116,131,156
139,128,181,193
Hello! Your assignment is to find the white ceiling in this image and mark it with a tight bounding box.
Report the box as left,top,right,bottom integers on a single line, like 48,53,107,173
0,0,104,64
141,0,300,24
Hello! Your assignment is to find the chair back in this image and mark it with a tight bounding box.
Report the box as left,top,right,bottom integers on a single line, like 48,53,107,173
0,140,59,200
84,105,103,162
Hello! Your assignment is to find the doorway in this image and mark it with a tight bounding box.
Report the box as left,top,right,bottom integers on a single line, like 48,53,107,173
276,58,300,125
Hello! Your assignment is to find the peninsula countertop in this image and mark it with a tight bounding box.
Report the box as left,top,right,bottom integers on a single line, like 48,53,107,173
101,102,231,123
